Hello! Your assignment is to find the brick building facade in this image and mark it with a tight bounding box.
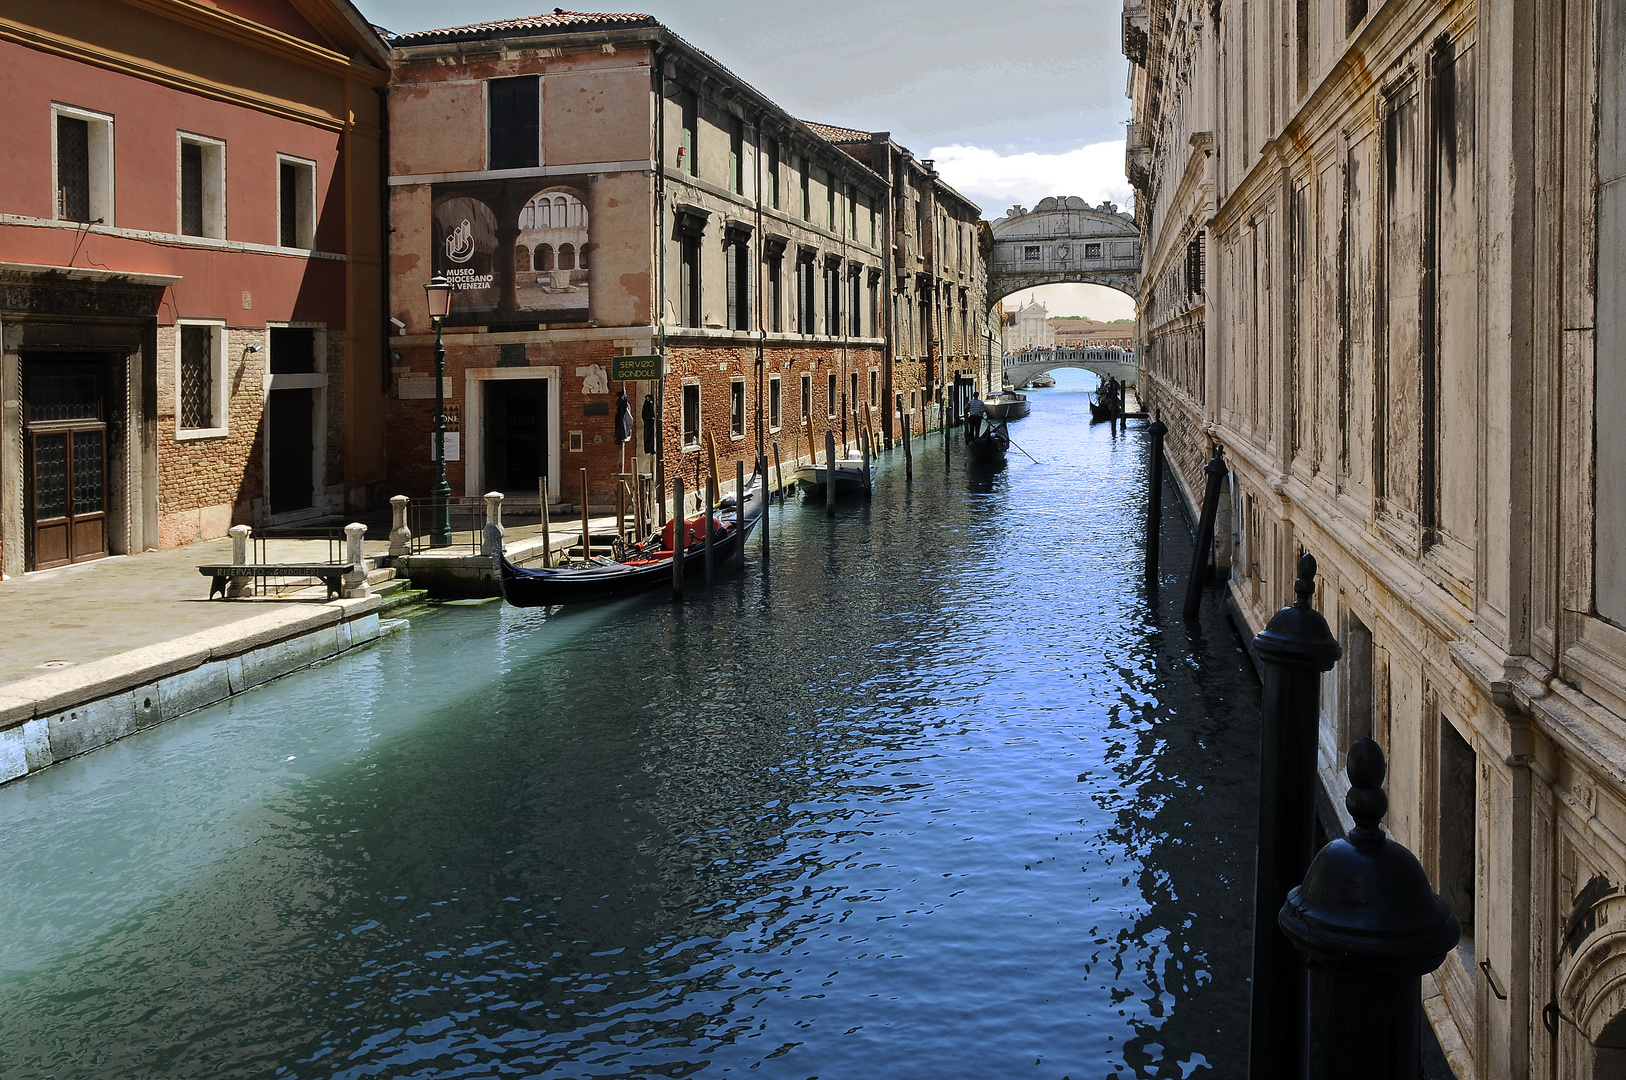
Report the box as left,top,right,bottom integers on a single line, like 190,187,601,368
384,12,986,520
0,0,389,577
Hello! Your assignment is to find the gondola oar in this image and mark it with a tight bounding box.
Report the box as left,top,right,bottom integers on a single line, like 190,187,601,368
1003,427,1042,464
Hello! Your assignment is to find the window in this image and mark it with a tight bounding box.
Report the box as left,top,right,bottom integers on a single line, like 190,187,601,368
488,76,540,171
870,278,880,337
681,382,701,447
869,369,879,407
729,117,744,194
768,254,783,333
870,202,878,247
678,91,697,175
278,156,316,248
1342,612,1374,754
800,373,811,422
850,372,859,419
730,379,745,437
1024,245,1042,260
824,262,841,336
680,235,701,328
176,322,227,437
178,134,226,239
1438,718,1477,958
827,372,837,418
54,106,113,225
769,375,782,430
800,167,810,220
827,183,837,231
848,189,857,238
796,254,816,334
1346,0,1368,34
850,272,863,337
1086,241,1104,260
767,140,780,209
727,237,751,330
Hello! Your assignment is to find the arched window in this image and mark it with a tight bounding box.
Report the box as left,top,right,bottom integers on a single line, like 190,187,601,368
578,244,589,270
537,244,554,271
559,244,576,271
515,245,531,272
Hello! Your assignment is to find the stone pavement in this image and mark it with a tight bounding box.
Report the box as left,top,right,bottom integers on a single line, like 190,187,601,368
0,533,396,686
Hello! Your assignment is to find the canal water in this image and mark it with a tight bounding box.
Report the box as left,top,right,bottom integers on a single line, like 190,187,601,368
0,376,1263,1080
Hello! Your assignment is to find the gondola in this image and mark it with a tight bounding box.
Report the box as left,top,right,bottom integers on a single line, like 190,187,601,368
965,422,1010,465
495,468,764,607
1089,398,1117,423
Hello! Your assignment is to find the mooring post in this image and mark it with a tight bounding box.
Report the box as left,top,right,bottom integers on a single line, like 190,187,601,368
826,430,838,517
861,426,872,497
841,392,848,451
343,522,371,599
759,453,770,563
1182,445,1228,619
1278,739,1460,1080
1146,410,1168,581
772,443,784,502
735,459,746,565
902,408,913,479
388,497,411,558
579,469,590,563
482,491,504,558
616,477,626,542
672,477,685,600
1247,553,1342,1080
703,477,715,584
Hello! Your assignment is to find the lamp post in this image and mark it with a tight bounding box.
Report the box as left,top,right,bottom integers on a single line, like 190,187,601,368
424,274,453,548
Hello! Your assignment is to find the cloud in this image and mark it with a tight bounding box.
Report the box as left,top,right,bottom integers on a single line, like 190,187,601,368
925,141,1133,220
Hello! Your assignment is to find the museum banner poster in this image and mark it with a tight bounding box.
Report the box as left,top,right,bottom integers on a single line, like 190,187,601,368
431,178,592,326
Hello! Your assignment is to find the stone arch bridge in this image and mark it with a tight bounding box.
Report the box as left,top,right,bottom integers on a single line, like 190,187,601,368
987,196,1142,305
1004,347,1138,391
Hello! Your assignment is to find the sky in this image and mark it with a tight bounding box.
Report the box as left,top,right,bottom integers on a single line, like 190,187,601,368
356,1,1136,319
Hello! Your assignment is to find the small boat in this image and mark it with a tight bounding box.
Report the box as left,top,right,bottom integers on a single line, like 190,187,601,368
495,469,764,606
965,422,1010,465
795,456,872,498
1089,399,1117,423
983,391,1031,421
1027,373,1056,389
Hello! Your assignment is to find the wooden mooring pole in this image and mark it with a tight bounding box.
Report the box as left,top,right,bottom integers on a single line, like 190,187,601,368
902,405,913,480
825,430,837,517
579,468,590,562
704,477,715,584
735,459,746,565
759,453,769,563
672,477,684,600
772,442,785,502
1146,410,1167,582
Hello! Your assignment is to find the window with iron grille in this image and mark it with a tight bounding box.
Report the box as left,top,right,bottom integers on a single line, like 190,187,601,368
57,116,90,222
177,134,226,239
179,325,217,430
1085,241,1103,260
488,76,540,171
730,380,745,437
1024,245,1041,260
769,376,782,429
54,107,113,225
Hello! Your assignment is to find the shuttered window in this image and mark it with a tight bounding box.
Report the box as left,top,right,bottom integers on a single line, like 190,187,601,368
488,76,540,171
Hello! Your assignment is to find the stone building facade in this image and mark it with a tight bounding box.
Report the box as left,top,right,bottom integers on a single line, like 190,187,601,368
0,0,389,577
1002,297,1055,353
385,13,986,515
1127,0,1626,1075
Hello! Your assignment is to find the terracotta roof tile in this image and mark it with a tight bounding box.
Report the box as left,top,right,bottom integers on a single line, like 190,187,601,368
392,10,656,43
802,120,874,144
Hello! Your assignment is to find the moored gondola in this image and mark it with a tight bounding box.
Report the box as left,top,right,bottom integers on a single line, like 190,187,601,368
495,469,763,606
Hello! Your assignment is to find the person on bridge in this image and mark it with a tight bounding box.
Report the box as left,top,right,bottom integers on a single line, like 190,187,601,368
966,394,986,439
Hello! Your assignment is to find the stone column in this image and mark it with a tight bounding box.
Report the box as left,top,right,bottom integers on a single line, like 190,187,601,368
342,522,370,599
227,524,253,598
389,495,411,557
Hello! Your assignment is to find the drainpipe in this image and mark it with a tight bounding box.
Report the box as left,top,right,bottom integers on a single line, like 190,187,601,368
653,49,668,525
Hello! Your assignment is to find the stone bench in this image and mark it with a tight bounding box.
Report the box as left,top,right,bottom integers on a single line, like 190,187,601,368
195,522,372,601
197,563,354,600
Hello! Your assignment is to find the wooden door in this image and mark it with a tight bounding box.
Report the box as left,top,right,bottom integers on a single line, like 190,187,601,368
23,366,107,570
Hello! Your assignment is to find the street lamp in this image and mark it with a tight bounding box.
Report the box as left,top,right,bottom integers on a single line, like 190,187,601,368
424,274,453,548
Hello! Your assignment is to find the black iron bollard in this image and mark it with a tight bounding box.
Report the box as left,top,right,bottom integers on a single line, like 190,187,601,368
1181,445,1228,619
1279,739,1461,1080
1248,553,1342,1080
1146,410,1167,581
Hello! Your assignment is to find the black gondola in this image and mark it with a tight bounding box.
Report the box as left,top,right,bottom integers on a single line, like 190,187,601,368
495,469,764,606
1089,398,1117,423
965,422,1010,465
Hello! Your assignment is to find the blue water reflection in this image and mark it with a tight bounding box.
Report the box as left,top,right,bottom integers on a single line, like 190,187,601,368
0,382,1259,1079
